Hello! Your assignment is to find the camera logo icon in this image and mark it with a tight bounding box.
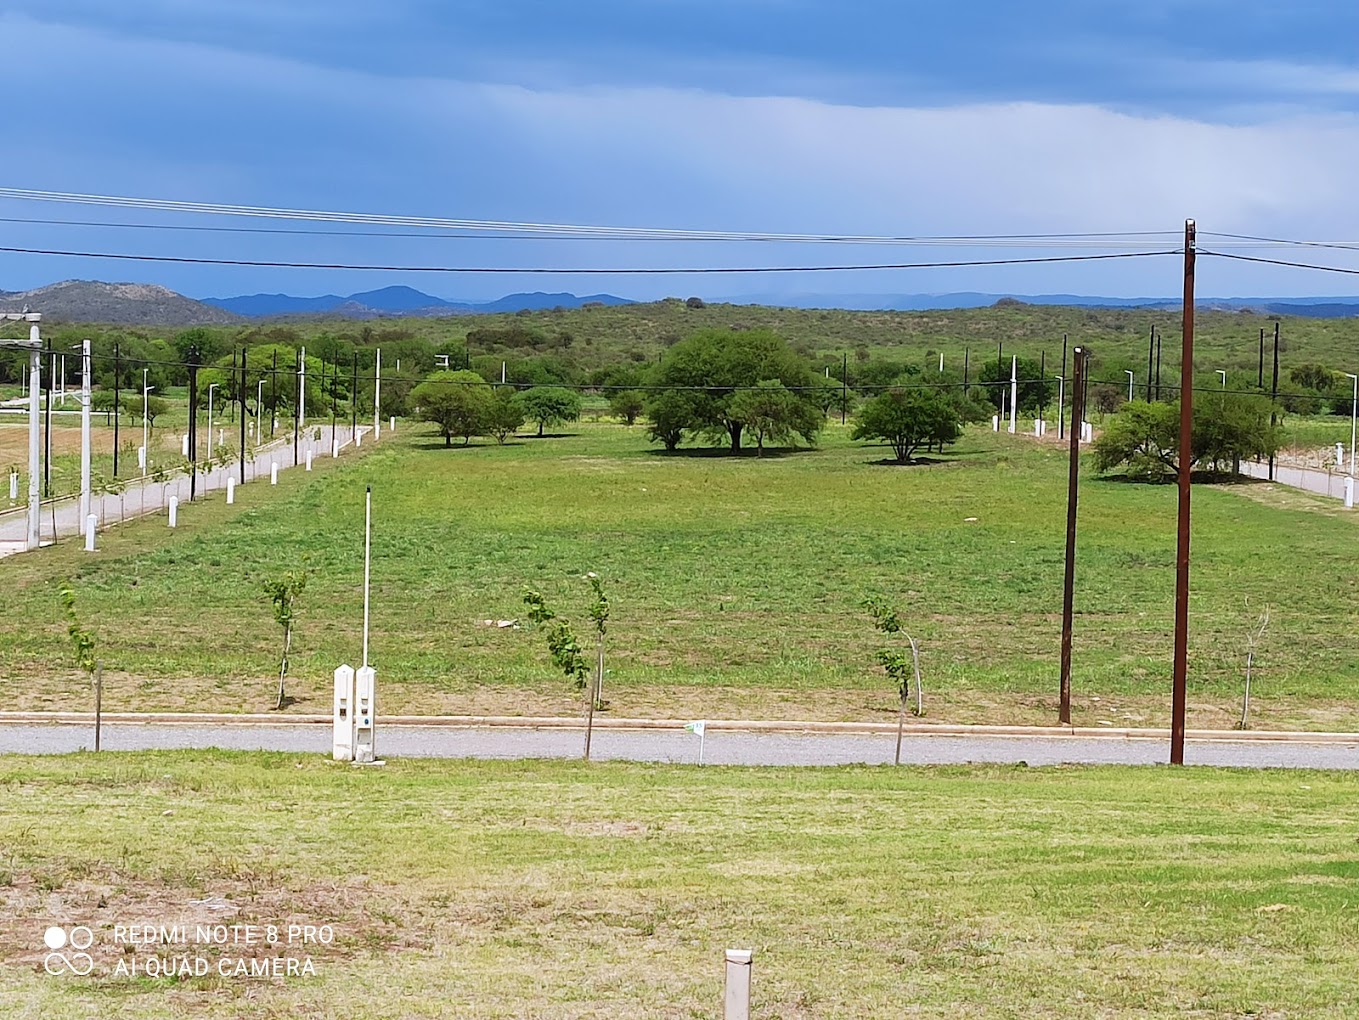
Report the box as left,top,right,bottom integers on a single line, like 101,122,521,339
43,926,94,976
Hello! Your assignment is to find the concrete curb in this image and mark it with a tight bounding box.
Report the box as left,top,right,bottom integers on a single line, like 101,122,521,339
1,712,1356,745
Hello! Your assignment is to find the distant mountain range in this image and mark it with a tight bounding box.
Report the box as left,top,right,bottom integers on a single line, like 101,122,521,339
201,286,635,318
727,292,1359,318
2,280,1357,326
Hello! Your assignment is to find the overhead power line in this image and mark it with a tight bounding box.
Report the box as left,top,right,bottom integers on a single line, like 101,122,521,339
0,187,1181,246
0,244,1177,274
1201,250,1359,277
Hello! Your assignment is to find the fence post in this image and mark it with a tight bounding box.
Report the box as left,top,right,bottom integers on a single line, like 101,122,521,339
724,949,752,1020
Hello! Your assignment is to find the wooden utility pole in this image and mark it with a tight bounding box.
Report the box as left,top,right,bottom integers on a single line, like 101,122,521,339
1059,345,1088,725
1170,219,1196,766
1146,325,1156,401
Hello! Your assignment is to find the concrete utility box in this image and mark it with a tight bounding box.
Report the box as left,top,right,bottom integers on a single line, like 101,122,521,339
333,665,356,761
724,949,753,1020
355,665,376,763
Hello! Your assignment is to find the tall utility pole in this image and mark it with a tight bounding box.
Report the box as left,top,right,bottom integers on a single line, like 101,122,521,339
840,353,847,426
1268,322,1280,481
1059,334,1068,438
1155,330,1163,399
1059,345,1089,726
80,339,91,523
1257,327,1265,390
1146,325,1156,401
963,347,970,395
187,346,200,501
239,348,248,484
113,342,121,477
1170,219,1196,766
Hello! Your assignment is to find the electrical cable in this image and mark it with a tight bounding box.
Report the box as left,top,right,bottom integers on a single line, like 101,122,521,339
0,244,1177,274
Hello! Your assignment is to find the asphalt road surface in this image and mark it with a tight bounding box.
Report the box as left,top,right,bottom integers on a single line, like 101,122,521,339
2,722,1356,769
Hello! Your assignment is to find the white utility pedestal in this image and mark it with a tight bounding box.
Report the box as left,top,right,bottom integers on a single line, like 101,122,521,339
724,950,753,1020
85,514,97,552
305,450,313,471
355,665,376,763
168,496,178,527
333,664,356,761
1346,477,1354,509
226,477,235,504
8,471,16,501
270,462,278,485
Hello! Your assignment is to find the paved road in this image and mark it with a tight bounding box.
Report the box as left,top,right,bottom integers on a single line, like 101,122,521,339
1240,457,1352,502
2,722,1356,768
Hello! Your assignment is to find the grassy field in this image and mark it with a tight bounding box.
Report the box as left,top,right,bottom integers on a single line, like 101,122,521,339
4,417,1359,730
3,752,1359,1018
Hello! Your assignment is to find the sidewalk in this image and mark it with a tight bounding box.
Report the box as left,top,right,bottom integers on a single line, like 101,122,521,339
0,420,381,556
1240,457,1353,501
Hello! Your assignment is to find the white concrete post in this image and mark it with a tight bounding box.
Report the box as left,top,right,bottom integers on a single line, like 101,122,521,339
270,462,279,485
305,450,313,471
168,495,178,527
1337,442,1345,466
1346,477,1354,509
390,415,395,433
226,477,235,504
80,339,92,523
991,415,999,432
299,345,306,434
85,513,97,552
373,348,382,442
181,434,189,457
8,471,16,501
1034,419,1041,437
138,445,146,470
355,665,376,763
333,664,356,761
724,950,752,1020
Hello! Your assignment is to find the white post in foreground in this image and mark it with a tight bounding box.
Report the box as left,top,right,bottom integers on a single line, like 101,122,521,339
389,415,395,433
80,339,92,523
85,513,97,552
332,664,356,761
226,477,235,504
270,462,279,485
724,950,753,1020
1346,477,1355,509
168,495,178,528
305,450,313,471
8,471,16,501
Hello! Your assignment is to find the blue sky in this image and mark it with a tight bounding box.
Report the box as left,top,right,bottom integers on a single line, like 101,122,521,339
3,1,1358,302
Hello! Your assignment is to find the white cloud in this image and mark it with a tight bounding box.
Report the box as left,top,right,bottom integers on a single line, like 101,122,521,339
1,12,1358,298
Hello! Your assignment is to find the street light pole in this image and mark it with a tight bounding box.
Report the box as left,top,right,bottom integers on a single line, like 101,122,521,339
1345,373,1358,476
207,383,219,457
142,368,151,472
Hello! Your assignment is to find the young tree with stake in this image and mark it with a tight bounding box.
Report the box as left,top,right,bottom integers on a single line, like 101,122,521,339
522,585,593,758
864,597,923,764
263,570,308,710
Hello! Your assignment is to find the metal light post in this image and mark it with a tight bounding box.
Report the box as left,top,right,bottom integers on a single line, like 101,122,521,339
1345,373,1358,476
142,368,152,472
1125,370,1134,402
1054,375,1065,439
207,383,218,457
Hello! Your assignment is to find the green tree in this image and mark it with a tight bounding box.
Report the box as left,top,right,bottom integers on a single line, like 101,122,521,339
650,329,818,452
410,370,493,446
726,380,821,456
851,387,964,463
644,390,695,451
608,389,645,426
485,387,525,444
1093,397,1281,480
123,394,169,430
519,386,583,437
863,597,923,763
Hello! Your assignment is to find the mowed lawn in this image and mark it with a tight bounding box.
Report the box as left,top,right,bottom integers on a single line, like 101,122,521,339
4,421,1359,729
4,754,1359,1018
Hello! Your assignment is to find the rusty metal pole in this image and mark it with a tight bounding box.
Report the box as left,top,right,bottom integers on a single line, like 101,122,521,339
1058,346,1087,725
1170,219,1196,766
